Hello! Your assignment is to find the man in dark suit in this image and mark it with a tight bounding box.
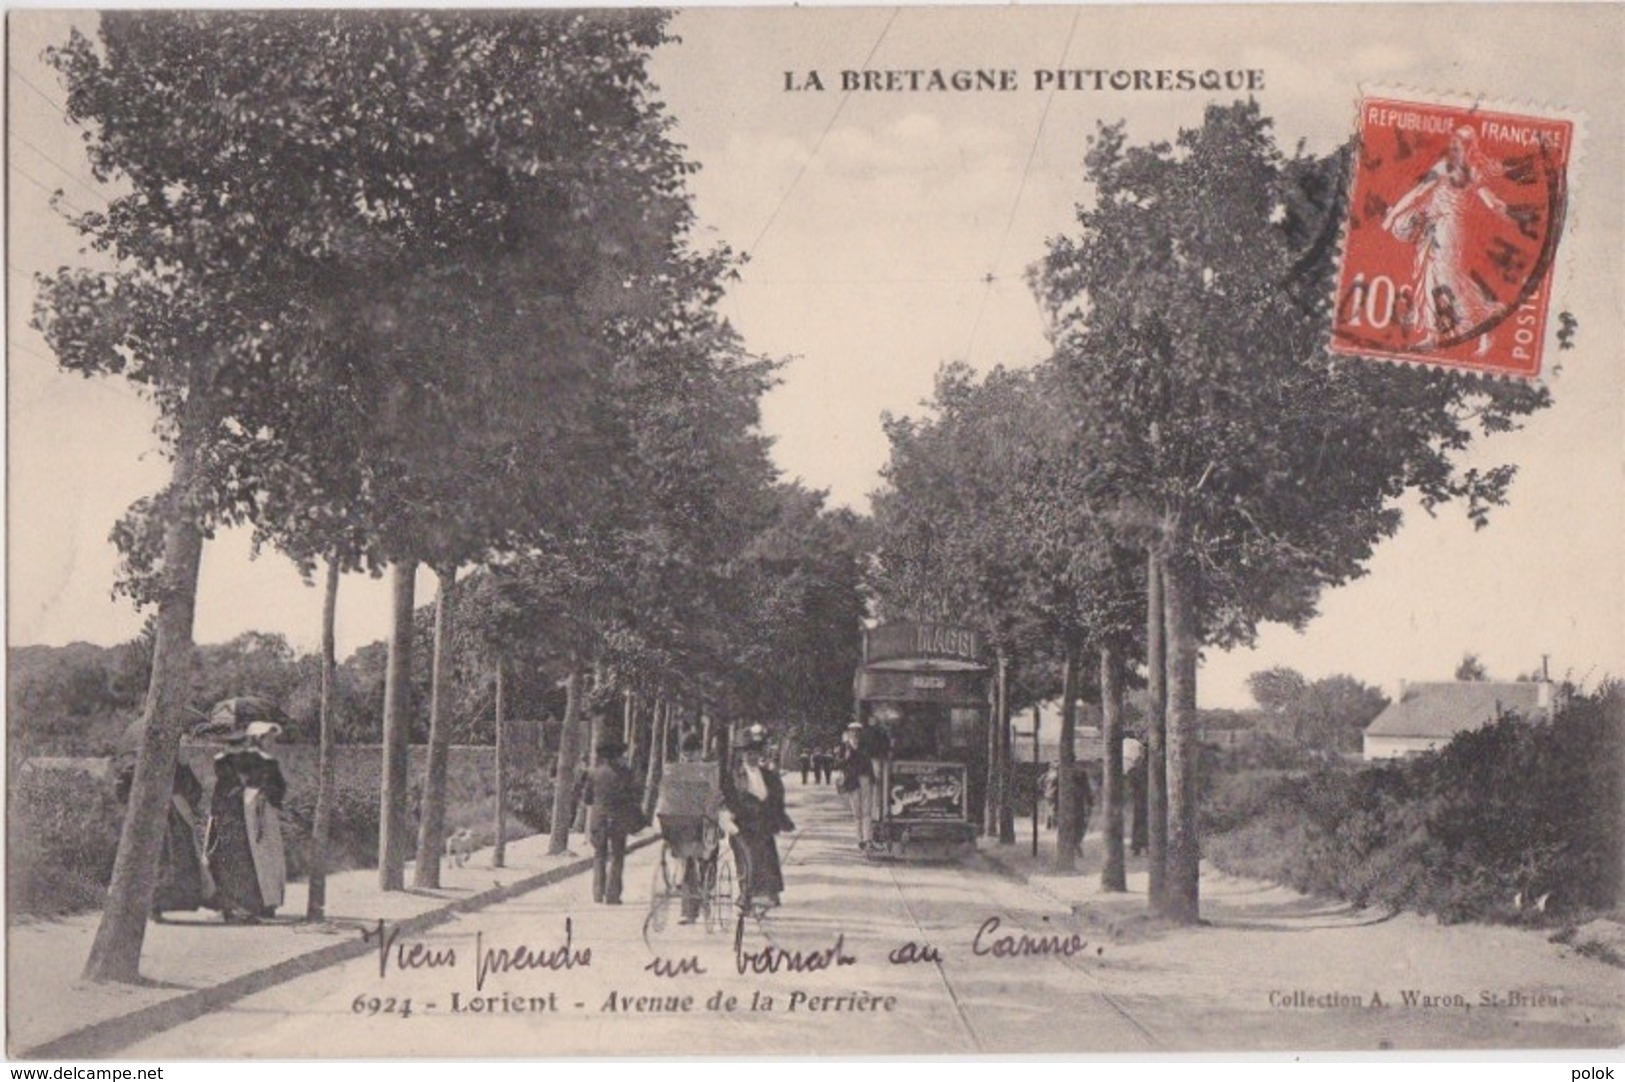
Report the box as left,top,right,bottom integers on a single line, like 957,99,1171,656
581,738,641,904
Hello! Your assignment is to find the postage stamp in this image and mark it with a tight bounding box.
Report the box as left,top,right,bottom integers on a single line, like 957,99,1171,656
1330,95,1575,378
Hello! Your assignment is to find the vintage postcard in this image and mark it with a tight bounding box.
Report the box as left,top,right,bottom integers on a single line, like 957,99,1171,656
7,3,1622,1062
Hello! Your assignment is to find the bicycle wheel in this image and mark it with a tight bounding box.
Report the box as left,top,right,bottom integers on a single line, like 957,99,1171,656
646,842,678,936
706,843,741,933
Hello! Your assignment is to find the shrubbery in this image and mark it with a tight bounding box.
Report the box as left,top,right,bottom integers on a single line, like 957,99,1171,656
8,767,123,917
1205,684,1623,924
12,756,560,917
280,781,385,881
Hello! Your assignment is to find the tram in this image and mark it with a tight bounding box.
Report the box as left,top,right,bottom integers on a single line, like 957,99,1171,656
853,621,991,860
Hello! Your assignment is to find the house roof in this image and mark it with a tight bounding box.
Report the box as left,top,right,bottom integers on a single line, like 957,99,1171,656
1363,681,1547,739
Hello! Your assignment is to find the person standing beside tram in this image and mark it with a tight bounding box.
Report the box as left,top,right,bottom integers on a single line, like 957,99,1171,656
835,722,874,850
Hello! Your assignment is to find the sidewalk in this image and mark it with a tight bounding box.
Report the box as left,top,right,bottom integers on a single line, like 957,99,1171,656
978,815,1625,1051
8,828,654,1059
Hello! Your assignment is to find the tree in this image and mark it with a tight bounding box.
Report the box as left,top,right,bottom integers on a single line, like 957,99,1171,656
872,363,1143,867
1456,653,1490,681
1247,666,1310,720
1034,101,1551,922
36,8,722,973
1248,668,1387,754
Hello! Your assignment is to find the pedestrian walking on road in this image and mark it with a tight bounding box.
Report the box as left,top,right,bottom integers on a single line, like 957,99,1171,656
797,749,812,785
205,721,287,923
656,733,722,924
582,738,643,905
813,747,833,785
722,727,794,910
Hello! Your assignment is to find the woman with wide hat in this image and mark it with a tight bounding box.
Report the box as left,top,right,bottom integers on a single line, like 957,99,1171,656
721,725,795,911
204,721,288,922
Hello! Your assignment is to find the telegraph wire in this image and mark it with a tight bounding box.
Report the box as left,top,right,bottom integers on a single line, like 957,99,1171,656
11,129,110,209
962,5,1081,365
11,162,91,218
11,65,77,122
744,6,900,260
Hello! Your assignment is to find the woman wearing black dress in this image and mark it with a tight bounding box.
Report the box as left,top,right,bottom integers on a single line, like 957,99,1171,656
205,722,288,922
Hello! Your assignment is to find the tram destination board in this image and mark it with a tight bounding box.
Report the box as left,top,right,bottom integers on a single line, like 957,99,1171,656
863,621,983,666
885,761,969,822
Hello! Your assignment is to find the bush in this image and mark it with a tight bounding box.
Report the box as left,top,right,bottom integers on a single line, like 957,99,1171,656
280,781,385,880
8,766,123,917
506,765,555,834
8,751,563,916
1206,684,1624,924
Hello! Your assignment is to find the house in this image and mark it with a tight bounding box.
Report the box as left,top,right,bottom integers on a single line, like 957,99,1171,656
1362,680,1556,760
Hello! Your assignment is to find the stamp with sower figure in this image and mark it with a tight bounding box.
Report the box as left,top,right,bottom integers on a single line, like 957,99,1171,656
1331,95,1574,379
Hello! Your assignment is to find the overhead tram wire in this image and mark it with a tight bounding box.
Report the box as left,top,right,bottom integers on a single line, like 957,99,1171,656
744,7,900,260
11,129,112,210
11,163,92,218
962,6,1082,366
10,64,74,118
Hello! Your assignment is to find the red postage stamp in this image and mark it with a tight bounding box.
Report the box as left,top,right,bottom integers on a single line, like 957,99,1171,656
1330,95,1573,379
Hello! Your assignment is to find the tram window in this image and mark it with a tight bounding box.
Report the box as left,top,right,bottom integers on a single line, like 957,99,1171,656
947,707,981,751
893,707,939,758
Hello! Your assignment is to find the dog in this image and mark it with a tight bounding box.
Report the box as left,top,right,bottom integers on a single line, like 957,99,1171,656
445,828,478,869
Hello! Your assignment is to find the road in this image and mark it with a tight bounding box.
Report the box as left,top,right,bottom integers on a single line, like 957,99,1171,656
122,782,1622,1057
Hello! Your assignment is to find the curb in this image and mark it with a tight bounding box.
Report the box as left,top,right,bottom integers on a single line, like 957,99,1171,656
21,835,658,1060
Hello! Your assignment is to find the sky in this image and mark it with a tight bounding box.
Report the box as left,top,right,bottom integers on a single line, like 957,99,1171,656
7,5,1623,708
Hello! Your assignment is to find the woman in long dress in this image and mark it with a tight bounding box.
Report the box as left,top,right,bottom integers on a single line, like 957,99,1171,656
115,757,212,919
722,726,795,911
205,722,288,922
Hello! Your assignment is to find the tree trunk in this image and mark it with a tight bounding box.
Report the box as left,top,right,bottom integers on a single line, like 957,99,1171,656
1146,549,1169,911
1163,550,1202,924
548,665,586,855
413,566,458,888
641,698,667,822
629,691,649,783
492,661,507,869
997,653,1015,844
984,661,1000,837
1100,643,1127,892
378,561,416,890
306,556,341,921
1055,644,1080,873
83,452,206,982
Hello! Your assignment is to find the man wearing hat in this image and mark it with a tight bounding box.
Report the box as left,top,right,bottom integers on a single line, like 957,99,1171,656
834,722,873,850
581,737,642,905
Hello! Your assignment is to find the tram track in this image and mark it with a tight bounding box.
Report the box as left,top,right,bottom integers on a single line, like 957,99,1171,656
967,848,1166,1050
882,860,987,1052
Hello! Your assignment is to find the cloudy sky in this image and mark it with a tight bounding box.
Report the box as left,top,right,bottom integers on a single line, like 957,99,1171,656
8,5,1622,707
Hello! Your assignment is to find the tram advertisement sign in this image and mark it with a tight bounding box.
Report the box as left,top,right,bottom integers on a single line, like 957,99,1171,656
864,622,983,665
886,761,969,822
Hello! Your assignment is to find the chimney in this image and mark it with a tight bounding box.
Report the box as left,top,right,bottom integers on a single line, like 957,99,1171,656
1397,679,1409,701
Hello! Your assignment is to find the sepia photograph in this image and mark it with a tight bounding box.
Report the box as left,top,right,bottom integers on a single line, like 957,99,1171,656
6,2,1623,1061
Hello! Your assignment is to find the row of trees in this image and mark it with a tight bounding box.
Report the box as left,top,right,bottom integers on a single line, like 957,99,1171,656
869,102,1550,922
36,12,864,983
